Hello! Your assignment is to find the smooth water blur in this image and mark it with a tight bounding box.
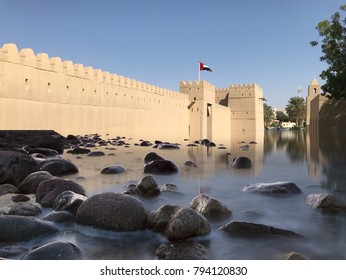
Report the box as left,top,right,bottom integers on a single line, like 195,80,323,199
33,130,346,259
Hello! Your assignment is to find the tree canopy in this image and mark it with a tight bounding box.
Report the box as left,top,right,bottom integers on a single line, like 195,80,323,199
263,103,275,127
285,96,306,127
310,5,346,99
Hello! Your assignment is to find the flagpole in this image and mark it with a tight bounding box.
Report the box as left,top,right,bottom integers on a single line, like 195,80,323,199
198,61,200,83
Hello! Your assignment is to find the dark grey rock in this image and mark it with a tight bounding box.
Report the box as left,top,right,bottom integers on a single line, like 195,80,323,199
21,242,82,260
0,151,40,186
242,181,302,196
7,202,41,216
101,165,125,174
137,175,160,197
36,178,87,208
144,160,178,175
39,158,79,176
28,148,58,157
87,151,105,157
157,144,180,150
144,152,164,164
161,183,178,191
43,210,75,223
67,147,91,154
32,135,64,154
11,194,30,202
190,193,231,219
231,156,252,168
148,205,182,233
156,241,209,260
184,161,197,167
17,171,54,194
53,190,87,215
76,192,148,231
0,245,29,258
218,221,303,239
0,216,58,242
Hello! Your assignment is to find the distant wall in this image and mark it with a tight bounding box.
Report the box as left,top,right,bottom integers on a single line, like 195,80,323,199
0,44,189,141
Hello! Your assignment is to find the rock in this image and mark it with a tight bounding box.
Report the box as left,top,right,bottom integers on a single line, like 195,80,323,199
39,158,79,176
184,161,197,167
123,184,139,195
190,194,231,219
11,194,30,202
137,175,160,197
305,194,346,210
144,159,178,175
206,142,216,147
149,205,181,233
231,156,252,168
43,210,75,223
32,135,64,154
242,181,302,196
0,245,29,258
53,190,87,215
87,151,105,157
161,183,178,191
156,240,209,260
101,165,125,174
28,148,58,157
0,216,58,242
7,202,41,216
76,193,148,231
150,206,211,241
157,144,180,150
200,139,210,146
36,178,87,208
17,171,54,194
0,151,40,186
218,221,303,239
0,184,19,196
144,152,164,164
67,147,91,154
21,242,82,260
286,252,309,260
140,141,152,147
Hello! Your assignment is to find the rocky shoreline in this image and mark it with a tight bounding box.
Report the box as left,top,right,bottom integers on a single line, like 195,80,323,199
0,131,345,260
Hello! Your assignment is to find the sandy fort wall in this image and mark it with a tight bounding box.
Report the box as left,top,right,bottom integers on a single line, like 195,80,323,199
0,43,189,141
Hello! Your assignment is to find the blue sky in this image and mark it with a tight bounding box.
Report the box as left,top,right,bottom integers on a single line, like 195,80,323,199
0,0,343,108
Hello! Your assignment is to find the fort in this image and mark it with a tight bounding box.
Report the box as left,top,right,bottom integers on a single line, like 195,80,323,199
0,43,264,143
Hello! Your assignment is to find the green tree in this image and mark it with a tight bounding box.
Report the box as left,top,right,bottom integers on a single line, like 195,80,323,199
310,5,346,99
276,111,289,122
285,97,306,127
263,103,275,128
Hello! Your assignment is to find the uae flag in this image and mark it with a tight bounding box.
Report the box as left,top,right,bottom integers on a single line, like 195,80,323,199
199,62,212,72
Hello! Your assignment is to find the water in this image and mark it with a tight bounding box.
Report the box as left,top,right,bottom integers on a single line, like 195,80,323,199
16,130,346,259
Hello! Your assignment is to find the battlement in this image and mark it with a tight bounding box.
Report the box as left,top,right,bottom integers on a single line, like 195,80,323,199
180,80,215,90
0,43,186,99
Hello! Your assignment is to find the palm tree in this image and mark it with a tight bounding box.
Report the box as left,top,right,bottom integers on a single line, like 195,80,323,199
263,103,275,128
285,97,306,127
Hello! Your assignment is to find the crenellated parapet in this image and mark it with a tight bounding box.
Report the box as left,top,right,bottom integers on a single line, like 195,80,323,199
0,43,186,101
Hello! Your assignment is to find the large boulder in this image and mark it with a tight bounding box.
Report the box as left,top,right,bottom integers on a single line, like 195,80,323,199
156,240,209,260
190,193,231,219
0,216,58,242
39,158,79,176
148,205,182,233
43,210,76,223
144,152,164,163
36,178,87,208
76,192,148,231
21,242,82,260
242,181,302,196
144,154,179,175
17,171,54,194
137,175,160,197
218,221,303,239
305,194,346,210
6,202,41,216
28,148,58,157
31,135,64,154
0,151,40,186
53,190,87,215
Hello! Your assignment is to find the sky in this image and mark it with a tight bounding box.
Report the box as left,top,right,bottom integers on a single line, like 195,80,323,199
0,0,343,109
